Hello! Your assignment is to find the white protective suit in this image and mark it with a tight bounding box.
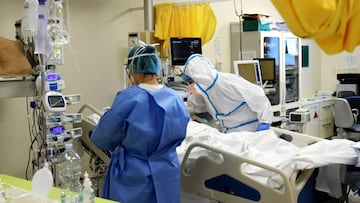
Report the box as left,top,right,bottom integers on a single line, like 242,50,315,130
184,54,273,133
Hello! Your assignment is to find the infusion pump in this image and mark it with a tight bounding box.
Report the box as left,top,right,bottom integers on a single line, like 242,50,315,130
43,91,82,112
43,91,66,112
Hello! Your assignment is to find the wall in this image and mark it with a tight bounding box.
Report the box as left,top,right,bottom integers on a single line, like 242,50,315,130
301,39,322,97
0,0,356,178
321,48,360,92
0,0,34,179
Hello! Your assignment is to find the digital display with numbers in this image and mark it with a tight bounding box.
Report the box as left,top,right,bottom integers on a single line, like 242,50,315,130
50,126,65,135
43,91,67,112
48,96,65,108
46,73,58,81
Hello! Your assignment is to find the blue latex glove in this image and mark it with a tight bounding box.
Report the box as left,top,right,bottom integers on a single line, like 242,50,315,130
256,123,270,131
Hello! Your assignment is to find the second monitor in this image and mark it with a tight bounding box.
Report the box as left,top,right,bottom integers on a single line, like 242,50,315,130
253,58,276,86
233,60,262,87
169,37,202,66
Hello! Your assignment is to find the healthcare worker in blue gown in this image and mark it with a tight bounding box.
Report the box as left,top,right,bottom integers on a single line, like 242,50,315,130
90,44,190,203
183,54,273,133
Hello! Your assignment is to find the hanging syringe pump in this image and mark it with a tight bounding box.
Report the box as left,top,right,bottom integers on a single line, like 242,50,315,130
30,63,83,166
41,89,83,145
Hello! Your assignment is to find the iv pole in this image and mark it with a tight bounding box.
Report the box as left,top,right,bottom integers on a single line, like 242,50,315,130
234,0,243,60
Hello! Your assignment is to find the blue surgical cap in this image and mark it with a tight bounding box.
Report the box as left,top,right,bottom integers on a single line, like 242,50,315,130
127,45,161,74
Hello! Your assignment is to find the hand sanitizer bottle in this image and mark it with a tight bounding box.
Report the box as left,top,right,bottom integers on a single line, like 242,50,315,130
82,171,94,203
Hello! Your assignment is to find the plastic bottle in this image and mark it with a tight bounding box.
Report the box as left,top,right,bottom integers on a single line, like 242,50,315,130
82,171,94,203
58,143,82,203
32,162,53,197
11,162,53,202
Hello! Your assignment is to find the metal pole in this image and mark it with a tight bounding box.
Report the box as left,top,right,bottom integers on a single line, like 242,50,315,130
143,0,154,31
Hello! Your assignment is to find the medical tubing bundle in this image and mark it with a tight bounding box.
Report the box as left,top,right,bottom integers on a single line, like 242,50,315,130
48,0,70,45
21,0,39,42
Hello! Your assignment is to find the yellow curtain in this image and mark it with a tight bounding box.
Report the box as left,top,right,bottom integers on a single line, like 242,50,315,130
271,0,360,54
154,3,217,56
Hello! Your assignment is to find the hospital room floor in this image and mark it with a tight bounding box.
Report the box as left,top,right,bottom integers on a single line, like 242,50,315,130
318,192,343,203
317,188,353,203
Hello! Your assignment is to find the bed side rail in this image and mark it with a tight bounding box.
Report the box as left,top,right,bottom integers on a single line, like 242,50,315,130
271,127,324,147
271,127,323,190
73,104,110,165
181,142,302,203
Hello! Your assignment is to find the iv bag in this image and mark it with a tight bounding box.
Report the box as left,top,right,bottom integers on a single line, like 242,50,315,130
21,0,39,42
34,0,53,56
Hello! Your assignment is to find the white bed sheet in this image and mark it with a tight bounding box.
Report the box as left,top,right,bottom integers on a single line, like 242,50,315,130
178,121,358,189
85,113,359,191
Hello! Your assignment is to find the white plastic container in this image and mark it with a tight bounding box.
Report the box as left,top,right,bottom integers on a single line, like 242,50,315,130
82,171,94,203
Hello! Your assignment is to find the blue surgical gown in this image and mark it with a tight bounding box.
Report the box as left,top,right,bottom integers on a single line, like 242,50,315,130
90,85,190,203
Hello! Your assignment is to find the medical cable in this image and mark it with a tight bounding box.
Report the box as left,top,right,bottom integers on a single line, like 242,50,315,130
25,96,34,180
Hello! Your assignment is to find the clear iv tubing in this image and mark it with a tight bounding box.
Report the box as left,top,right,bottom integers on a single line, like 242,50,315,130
48,0,70,45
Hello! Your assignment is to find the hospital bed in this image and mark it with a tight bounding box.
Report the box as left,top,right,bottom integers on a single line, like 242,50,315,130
75,104,358,202
180,127,323,203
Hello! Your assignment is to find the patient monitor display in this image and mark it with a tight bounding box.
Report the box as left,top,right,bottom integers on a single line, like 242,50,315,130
169,37,202,66
253,58,276,85
233,60,262,86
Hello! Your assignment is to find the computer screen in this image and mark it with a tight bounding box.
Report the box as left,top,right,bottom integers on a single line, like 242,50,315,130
169,37,202,66
253,58,276,85
233,60,262,86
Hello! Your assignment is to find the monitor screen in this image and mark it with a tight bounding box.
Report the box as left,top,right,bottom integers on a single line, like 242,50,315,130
233,60,262,86
253,58,276,85
169,37,202,66
48,95,65,108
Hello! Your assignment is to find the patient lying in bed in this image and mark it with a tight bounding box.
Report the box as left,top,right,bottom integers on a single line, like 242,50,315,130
178,121,358,190
84,112,359,201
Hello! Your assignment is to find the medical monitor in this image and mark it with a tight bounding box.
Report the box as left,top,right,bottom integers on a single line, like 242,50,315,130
233,60,262,86
169,37,202,66
253,58,276,85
